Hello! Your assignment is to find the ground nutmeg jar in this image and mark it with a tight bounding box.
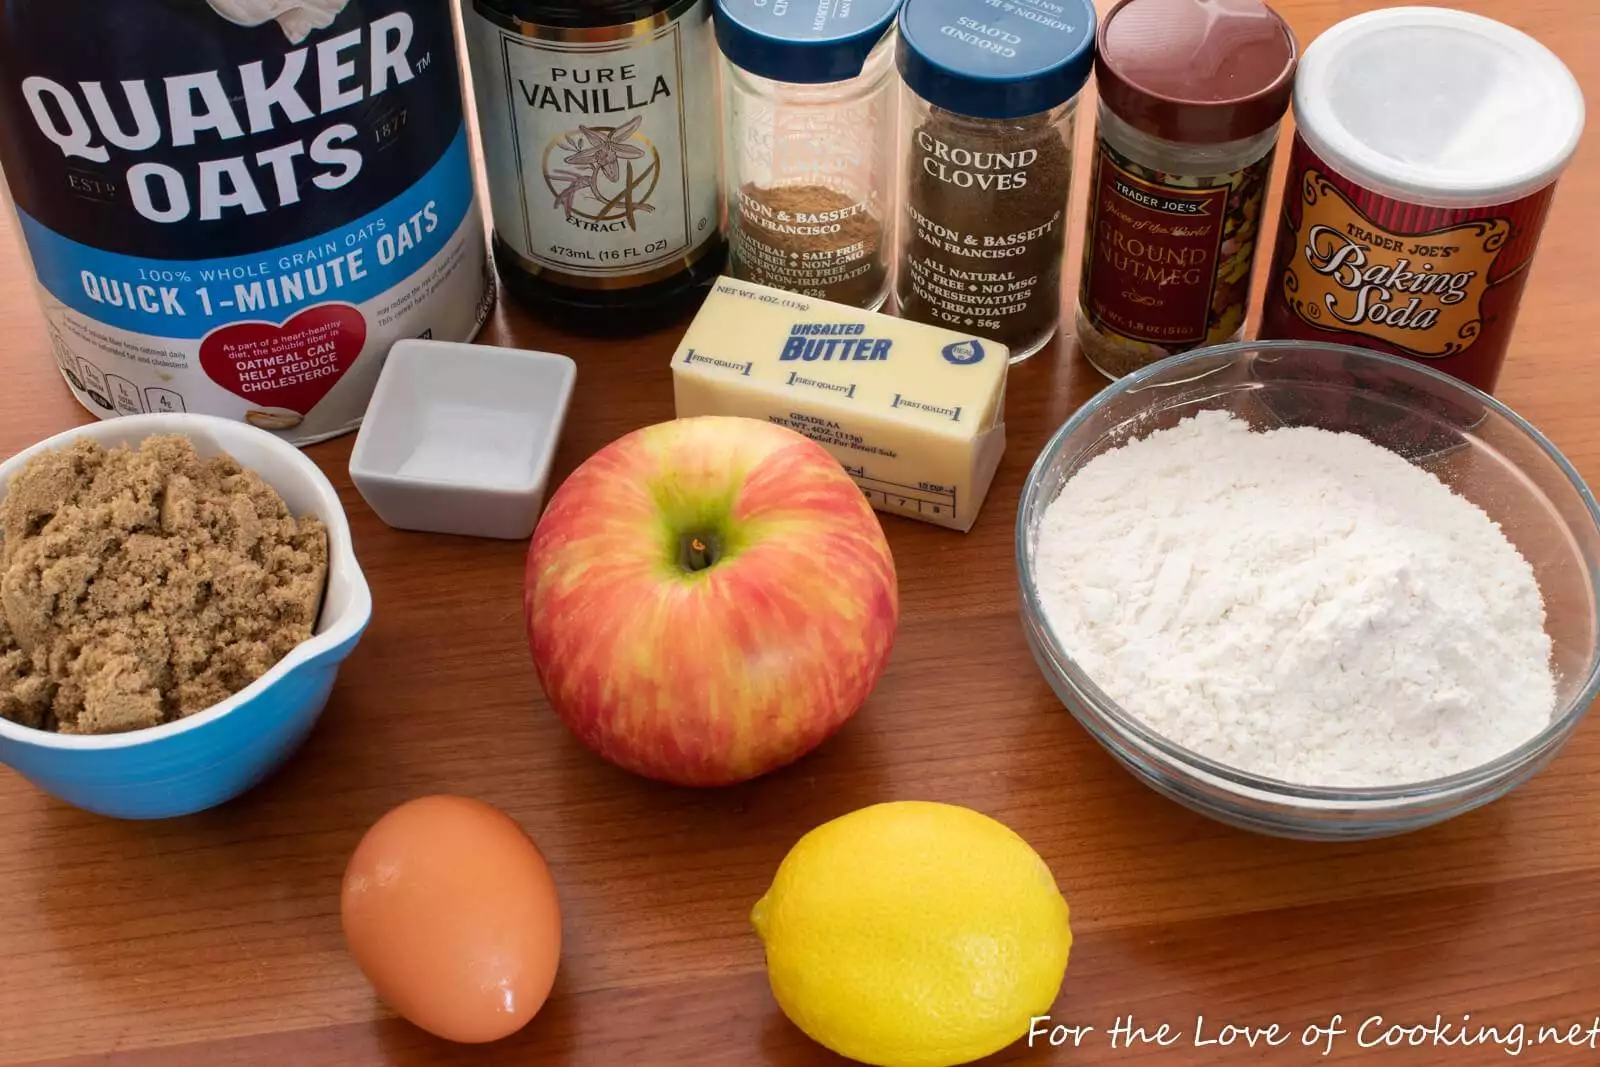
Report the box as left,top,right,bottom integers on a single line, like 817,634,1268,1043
1258,7,1585,394
895,0,1096,362
1076,0,1296,379
714,0,901,309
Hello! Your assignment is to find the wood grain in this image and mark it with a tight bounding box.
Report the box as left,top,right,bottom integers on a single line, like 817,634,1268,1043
3,1,1600,1063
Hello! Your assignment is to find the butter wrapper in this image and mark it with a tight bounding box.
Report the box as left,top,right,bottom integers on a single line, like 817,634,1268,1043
671,277,1007,532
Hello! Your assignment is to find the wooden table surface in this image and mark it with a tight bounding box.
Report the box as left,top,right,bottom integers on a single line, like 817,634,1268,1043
3,1,1599,1064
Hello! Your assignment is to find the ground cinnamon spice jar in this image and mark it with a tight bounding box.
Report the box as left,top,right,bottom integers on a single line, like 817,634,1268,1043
1258,7,1585,394
1075,0,1296,379
715,0,901,309
895,0,1096,362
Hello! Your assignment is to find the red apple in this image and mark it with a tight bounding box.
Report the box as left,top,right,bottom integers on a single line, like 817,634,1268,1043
525,416,898,786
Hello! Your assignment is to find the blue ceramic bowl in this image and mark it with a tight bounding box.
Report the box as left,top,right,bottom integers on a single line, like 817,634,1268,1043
0,414,372,819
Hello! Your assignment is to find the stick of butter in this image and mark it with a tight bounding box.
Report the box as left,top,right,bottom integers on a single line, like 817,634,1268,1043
671,277,1008,532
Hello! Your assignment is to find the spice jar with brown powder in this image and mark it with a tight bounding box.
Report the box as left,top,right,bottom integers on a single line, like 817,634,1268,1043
1076,0,1297,379
714,0,902,309
895,0,1097,362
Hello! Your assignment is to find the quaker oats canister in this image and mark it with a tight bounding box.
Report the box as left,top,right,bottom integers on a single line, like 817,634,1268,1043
0,0,493,444
1259,7,1585,394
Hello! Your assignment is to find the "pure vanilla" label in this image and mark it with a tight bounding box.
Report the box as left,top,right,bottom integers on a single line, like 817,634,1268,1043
465,0,721,290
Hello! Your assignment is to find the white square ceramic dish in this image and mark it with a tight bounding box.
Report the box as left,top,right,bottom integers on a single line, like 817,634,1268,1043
349,340,576,539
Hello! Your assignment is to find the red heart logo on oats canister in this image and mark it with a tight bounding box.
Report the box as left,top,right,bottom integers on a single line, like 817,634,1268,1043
199,305,367,418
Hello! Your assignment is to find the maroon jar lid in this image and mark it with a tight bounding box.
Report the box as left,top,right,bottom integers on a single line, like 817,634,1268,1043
1096,0,1298,145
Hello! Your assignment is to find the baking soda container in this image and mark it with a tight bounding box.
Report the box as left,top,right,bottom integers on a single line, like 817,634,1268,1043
0,0,493,445
1258,7,1585,394
714,0,902,310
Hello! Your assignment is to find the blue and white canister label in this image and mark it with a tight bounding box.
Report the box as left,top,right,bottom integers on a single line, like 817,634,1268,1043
0,0,492,443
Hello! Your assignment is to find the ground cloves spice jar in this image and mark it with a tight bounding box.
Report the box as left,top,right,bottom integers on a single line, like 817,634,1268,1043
1258,7,1586,394
715,0,902,309
895,0,1097,362
1075,0,1296,379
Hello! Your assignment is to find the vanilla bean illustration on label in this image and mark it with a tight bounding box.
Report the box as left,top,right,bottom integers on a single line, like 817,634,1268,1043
465,0,724,327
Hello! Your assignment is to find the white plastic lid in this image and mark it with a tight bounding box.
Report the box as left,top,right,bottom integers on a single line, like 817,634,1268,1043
1293,7,1585,207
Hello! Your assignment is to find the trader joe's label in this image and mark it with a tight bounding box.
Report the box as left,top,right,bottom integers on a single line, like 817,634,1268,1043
1260,133,1559,393
1280,170,1511,357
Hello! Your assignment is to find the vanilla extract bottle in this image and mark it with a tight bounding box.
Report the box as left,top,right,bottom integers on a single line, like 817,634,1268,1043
462,0,725,333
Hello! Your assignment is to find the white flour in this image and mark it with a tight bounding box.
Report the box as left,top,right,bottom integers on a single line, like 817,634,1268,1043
1033,410,1556,787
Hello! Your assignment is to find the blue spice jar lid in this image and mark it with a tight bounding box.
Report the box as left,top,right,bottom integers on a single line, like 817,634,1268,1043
715,0,905,84
897,0,1096,119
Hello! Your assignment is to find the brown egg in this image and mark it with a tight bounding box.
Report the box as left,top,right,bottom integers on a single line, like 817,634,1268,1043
341,795,562,1043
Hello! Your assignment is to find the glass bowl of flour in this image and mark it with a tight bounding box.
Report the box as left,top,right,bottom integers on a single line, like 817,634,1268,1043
1017,341,1600,839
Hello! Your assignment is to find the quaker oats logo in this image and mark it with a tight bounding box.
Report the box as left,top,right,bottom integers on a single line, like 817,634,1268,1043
544,116,660,231
204,0,353,43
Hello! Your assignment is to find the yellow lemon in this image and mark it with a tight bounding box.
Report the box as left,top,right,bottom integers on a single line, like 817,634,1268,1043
750,801,1072,1067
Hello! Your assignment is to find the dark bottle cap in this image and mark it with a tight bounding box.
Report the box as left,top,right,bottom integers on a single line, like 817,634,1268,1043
1096,0,1297,144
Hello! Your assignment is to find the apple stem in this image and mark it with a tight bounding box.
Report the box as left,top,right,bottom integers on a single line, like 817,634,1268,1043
681,533,719,573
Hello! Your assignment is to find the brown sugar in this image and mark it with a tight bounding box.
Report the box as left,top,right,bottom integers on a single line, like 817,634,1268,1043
0,435,328,735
